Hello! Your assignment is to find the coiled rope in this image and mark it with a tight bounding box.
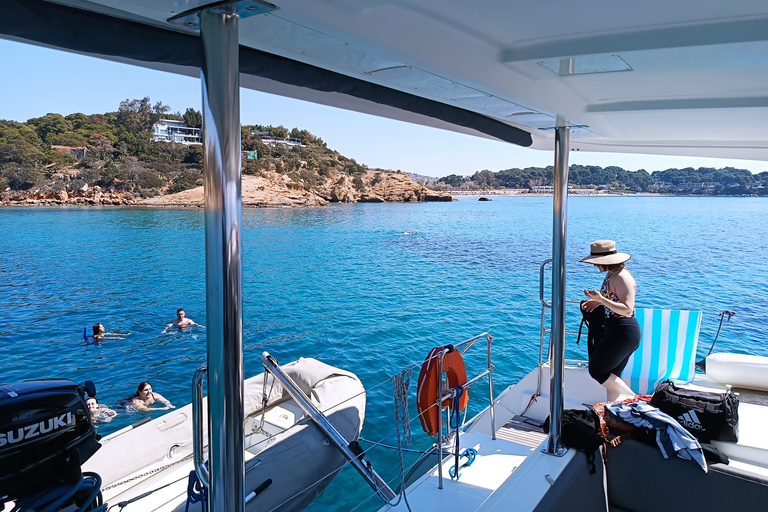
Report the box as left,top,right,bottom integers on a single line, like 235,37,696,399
184,471,207,512
449,448,477,479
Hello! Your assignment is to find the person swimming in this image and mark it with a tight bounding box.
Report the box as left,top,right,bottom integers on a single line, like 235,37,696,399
162,308,204,333
125,381,175,412
86,397,117,423
92,323,129,340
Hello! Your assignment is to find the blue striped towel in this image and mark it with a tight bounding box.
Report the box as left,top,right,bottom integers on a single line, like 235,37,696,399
622,309,702,395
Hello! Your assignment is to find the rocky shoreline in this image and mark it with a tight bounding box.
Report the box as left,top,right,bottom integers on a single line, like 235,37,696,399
1,188,139,206
1,170,453,207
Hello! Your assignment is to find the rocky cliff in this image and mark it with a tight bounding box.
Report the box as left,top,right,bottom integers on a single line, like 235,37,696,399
140,169,452,207
1,168,452,207
315,170,452,204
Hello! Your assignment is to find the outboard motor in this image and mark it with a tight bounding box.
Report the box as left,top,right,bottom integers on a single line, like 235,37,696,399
0,379,102,509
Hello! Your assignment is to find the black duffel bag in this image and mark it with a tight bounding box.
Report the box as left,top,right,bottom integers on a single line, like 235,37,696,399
650,379,739,442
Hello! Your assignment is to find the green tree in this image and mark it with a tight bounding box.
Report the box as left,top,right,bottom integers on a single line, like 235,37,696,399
471,169,498,188
167,169,202,194
116,97,170,132
268,126,289,138
50,132,88,147
0,121,45,165
438,174,467,187
27,113,73,145
1,163,44,190
41,150,78,167
87,134,116,160
183,108,202,128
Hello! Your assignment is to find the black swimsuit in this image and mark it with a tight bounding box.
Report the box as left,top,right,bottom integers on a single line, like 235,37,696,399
588,272,642,384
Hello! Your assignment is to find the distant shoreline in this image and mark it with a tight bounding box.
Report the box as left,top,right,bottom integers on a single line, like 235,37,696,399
4,190,764,209
452,191,664,197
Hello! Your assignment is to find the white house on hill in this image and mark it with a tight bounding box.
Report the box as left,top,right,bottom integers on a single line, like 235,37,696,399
152,119,202,145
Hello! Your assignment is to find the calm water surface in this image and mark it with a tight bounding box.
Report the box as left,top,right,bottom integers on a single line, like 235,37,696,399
2,196,767,511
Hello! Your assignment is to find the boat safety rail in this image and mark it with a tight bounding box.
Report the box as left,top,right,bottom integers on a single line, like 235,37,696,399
538,259,590,350
434,332,495,490
192,364,209,489
538,259,584,349
536,259,593,396
260,352,398,505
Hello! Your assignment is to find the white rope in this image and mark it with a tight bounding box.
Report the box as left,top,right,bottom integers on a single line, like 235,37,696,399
388,368,413,511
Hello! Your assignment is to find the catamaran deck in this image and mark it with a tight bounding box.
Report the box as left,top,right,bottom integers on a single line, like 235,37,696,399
382,422,551,511
381,362,768,512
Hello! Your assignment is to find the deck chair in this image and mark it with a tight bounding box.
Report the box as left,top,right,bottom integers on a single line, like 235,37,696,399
621,309,702,395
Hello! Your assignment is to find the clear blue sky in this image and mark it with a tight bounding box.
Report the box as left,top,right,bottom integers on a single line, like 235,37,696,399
1,39,764,177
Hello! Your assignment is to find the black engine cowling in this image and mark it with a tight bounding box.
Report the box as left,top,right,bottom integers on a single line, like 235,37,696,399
0,379,101,501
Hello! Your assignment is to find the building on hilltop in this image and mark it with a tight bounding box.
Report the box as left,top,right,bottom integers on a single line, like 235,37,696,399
51,145,87,160
680,182,717,190
251,130,304,148
152,119,202,145
530,185,597,194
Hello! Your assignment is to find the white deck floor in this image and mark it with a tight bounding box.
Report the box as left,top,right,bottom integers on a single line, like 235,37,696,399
383,432,540,511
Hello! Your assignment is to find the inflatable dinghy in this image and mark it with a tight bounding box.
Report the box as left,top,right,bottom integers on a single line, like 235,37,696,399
82,357,365,511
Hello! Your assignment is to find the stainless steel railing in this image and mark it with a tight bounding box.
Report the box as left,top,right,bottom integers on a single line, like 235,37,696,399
536,259,590,395
192,364,209,488
434,332,495,489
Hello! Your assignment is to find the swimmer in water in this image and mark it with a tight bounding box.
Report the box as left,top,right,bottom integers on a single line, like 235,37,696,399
162,308,204,333
92,323,129,340
86,397,117,423
128,382,175,412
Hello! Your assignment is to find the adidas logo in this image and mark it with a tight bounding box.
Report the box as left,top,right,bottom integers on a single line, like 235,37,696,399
677,410,703,431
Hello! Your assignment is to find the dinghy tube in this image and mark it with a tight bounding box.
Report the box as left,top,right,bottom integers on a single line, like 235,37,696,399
704,353,768,392
260,352,397,504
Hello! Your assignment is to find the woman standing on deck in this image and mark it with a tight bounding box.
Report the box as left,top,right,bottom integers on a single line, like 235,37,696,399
580,240,642,401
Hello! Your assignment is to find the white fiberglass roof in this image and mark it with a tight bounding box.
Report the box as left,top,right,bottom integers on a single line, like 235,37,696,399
4,0,768,160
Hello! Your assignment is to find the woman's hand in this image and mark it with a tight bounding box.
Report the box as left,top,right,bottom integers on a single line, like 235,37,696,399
583,290,602,309
581,298,599,312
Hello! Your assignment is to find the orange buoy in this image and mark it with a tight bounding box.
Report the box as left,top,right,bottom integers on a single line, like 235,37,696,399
416,345,469,436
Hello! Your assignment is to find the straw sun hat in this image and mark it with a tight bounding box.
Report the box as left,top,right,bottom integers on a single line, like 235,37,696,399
579,240,631,265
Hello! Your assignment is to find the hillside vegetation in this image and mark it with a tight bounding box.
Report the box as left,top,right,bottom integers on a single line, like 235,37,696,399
0,97,449,205
2,97,766,203
434,165,768,195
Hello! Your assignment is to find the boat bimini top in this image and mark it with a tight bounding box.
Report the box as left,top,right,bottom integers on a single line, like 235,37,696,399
2,0,768,160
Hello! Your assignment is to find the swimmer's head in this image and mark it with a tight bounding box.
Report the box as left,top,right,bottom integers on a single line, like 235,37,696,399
137,381,153,399
86,397,99,412
176,308,185,320
93,323,105,336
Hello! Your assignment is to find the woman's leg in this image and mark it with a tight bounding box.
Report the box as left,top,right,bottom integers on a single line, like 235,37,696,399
589,317,642,400
602,373,636,401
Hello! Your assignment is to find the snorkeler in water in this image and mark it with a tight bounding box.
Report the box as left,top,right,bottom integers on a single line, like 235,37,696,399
162,308,204,333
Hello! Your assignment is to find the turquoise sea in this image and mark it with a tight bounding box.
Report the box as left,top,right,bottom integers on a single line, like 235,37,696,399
2,196,768,511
